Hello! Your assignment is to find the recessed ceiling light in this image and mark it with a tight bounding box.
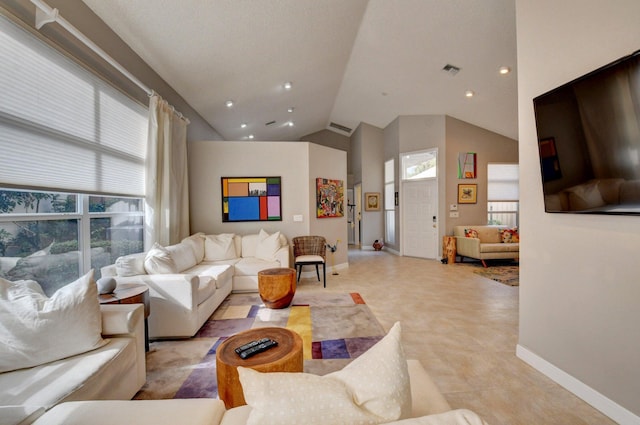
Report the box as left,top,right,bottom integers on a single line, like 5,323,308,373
287,121,294,127
283,82,292,90
240,123,247,128
287,107,294,113
499,66,511,75
248,134,254,139
225,100,234,108
465,90,475,98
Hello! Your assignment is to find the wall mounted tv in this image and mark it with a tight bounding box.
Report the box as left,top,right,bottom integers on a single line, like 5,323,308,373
533,49,640,215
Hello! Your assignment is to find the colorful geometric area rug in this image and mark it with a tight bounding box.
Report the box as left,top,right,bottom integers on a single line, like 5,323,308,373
135,292,385,400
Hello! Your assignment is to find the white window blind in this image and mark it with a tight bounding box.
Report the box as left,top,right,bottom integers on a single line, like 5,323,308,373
487,163,519,200
0,14,148,196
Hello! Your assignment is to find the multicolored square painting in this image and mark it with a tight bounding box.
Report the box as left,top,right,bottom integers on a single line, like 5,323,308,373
221,177,281,222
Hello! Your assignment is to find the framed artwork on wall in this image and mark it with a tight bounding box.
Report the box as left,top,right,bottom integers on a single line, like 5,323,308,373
316,178,344,218
458,152,477,178
458,184,477,204
364,192,381,211
221,176,282,222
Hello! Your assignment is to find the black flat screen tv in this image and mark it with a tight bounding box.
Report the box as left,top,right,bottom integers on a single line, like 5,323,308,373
533,49,640,215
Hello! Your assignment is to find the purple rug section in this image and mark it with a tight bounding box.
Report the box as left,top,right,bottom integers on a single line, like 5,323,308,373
173,338,226,398
312,336,382,359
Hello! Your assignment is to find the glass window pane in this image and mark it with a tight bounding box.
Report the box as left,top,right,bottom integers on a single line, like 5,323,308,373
402,150,437,180
0,189,77,214
89,195,143,213
0,219,79,296
90,216,144,279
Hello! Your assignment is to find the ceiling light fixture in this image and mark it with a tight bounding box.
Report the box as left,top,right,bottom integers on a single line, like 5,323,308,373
225,100,234,108
499,66,511,75
248,134,254,139
283,81,292,90
287,121,294,127
465,90,475,98
240,123,247,128
287,107,294,113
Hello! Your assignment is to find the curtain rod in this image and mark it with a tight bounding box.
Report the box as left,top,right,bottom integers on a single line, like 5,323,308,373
30,0,153,97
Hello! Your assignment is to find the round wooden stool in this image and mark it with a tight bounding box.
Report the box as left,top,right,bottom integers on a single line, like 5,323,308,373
258,267,296,309
216,327,303,409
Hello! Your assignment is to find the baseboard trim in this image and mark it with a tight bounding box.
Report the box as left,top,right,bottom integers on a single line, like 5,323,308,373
516,344,640,425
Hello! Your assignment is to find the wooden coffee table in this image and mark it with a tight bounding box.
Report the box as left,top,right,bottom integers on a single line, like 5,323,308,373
99,283,150,351
216,327,303,408
258,267,296,309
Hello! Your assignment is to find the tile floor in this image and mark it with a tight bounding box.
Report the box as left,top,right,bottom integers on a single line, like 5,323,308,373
292,247,616,425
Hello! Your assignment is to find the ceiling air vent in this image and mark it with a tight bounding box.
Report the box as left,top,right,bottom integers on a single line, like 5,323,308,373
442,64,461,76
265,120,276,126
329,122,352,134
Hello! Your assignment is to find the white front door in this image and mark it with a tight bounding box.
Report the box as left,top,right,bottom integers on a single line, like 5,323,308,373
402,179,438,259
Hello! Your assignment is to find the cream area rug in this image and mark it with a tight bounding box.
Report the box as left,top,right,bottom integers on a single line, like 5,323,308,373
135,292,385,400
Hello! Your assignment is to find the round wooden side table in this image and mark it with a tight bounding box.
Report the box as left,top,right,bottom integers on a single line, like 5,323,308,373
258,267,296,309
99,283,150,351
216,327,303,408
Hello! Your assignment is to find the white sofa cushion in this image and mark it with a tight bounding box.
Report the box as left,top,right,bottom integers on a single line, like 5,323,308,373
383,409,489,425
115,253,147,277
181,232,206,263
186,264,235,290
255,230,282,261
166,242,198,273
0,271,106,373
233,257,281,277
204,234,237,261
238,322,410,425
144,243,177,274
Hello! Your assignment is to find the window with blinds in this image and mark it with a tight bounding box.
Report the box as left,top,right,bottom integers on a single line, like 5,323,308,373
487,163,519,227
0,13,148,197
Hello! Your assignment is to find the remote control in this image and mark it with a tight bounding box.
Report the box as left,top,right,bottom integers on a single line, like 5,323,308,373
234,338,271,355
239,339,278,359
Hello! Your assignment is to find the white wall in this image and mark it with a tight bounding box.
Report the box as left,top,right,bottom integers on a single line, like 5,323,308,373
516,1,640,422
188,141,347,267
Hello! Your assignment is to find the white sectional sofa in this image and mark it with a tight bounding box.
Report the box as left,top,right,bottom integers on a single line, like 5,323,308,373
0,303,146,425
101,230,289,339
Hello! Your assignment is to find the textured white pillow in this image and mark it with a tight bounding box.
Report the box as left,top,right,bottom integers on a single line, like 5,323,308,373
0,271,106,373
144,243,177,274
166,242,198,272
182,233,206,263
238,322,410,425
115,253,146,276
255,230,281,261
204,234,236,261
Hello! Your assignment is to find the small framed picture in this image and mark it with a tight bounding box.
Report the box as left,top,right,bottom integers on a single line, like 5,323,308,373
364,192,381,211
458,184,477,204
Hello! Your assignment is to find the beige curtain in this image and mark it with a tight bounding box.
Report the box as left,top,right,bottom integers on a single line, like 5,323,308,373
145,94,190,248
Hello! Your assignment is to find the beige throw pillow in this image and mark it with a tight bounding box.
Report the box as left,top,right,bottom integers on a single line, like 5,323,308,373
238,322,411,425
0,271,106,373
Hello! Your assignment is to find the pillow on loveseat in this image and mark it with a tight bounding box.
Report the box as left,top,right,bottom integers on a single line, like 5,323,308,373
238,322,411,425
0,271,106,373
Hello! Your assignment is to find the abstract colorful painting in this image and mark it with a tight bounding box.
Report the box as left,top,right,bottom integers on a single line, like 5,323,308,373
458,152,477,179
316,178,344,218
221,177,282,222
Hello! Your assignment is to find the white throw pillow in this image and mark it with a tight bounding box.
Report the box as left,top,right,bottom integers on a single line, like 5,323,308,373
166,242,198,272
115,253,146,277
255,230,281,261
204,234,236,261
238,322,411,425
144,243,178,274
0,271,106,373
182,233,206,263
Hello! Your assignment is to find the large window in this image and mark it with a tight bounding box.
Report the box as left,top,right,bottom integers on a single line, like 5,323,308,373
384,159,395,245
487,164,519,227
0,14,148,292
401,149,437,180
0,189,144,295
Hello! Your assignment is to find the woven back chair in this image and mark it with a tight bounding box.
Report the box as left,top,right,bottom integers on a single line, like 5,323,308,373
292,236,327,287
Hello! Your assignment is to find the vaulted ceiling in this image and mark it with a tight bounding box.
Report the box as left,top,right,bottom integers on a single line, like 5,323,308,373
81,0,518,142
